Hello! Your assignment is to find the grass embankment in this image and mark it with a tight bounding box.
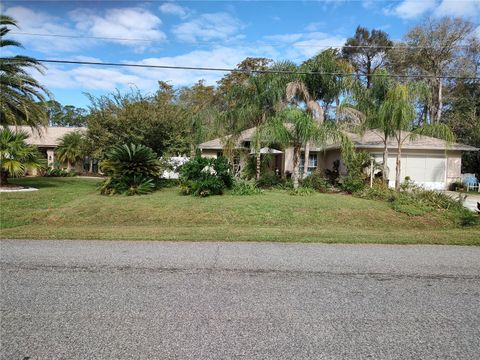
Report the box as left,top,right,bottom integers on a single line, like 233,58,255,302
1,177,479,245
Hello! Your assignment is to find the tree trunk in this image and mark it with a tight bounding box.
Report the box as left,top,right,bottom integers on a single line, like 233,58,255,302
395,138,402,191
303,142,310,179
293,145,300,190
382,139,389,184
0,170,9,185
66,161,72,172
436,80,443,123
89,159,93,173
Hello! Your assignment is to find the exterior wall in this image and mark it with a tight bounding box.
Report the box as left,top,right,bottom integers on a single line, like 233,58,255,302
201,149,218,159
446,151,462,184
318,150,347,175
367,148,452,190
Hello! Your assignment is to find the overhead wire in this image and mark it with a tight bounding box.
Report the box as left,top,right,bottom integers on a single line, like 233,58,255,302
37,59,480,80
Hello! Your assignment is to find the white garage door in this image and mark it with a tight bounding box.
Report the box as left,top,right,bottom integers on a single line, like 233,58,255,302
379,154,446,189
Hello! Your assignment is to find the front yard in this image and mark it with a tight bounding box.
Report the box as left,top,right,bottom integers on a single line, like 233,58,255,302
1,177,479,245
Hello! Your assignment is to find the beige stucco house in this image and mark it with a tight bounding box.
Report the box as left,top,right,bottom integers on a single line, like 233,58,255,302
9,126,87,172
199,127,478,190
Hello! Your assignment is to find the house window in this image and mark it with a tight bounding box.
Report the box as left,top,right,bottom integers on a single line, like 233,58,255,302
217,151,224,158
300,153,318,176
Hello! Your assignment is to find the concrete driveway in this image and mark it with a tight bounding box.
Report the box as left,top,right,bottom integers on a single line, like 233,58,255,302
1,240,480,359
445,191,480,212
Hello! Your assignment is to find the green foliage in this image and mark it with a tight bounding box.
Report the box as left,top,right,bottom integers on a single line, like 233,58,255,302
55,131,84,168
45,100,87,127
44,168,76,177
256,173,282,188
101,143,161,178
0,15,49,129
99,175,155,196
358,181,477,226
84,86,190,159
301,171,332,193
231,179,263,196
0,127,45,183
99,143,161,196
179,156,233,197
341,175,366,194
357,182,395,201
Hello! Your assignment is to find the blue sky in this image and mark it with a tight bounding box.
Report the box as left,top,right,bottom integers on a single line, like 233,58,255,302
3,0,480,108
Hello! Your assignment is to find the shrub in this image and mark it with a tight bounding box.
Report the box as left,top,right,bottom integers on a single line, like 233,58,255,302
256,173,281,188
290,186,314,196
231,179,263,195
44,168,67,177
179,156,233,197
99,175,155,196
301,171,332,193
357,182,395,201
99,143,161,196
341,174,366,194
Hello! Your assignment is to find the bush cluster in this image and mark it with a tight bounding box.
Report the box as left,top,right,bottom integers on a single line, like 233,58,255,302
98,143,161,196
256,173,293,190
179,156,233,197
300,171,332,193
44,168,77,177
358,181,478,226
231,179,263,196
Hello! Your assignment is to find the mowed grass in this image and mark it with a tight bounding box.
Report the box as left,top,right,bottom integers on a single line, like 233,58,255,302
1,177,479,245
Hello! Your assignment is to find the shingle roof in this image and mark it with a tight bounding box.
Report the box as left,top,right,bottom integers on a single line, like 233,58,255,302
7,126,87,147
199,127,478,152
199,127,257,149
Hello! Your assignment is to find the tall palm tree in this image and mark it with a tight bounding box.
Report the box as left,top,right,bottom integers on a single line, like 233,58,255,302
0,15,49,129
55,132,84,171
286,49,356,178
224,62,294,180
378,84,455,190
0,127,45,184
268,108,352,189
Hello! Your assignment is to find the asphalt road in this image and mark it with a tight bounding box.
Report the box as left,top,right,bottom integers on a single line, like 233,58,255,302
1,240,479,360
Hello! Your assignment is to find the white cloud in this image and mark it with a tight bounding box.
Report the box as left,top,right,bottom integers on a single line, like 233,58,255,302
172,13,243,42
434,0,480,18
159,2,189,17
70,7,166,46
39,64,146,91
304,22,324,32
4,6,90,52
40,45,280,93
264,33,304,43
264,32,346,60
385,0,436,19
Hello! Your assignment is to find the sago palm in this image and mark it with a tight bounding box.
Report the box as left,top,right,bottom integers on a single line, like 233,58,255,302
0,15,49,129
55,132,84,171
0,127,45,184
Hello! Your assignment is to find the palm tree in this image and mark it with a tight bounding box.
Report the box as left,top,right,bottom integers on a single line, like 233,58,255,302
378,84,455,190
55,132,84,171
0,127,45,184
268,108,352,189
0,15,49,129
286,49,356,178
224,63,294,180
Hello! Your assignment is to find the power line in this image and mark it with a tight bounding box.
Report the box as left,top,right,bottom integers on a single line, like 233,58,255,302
37,59,480,80
10,31,475,49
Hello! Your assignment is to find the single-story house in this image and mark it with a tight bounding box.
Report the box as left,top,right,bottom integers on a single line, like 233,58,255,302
8,126,87,172
198,127,479,190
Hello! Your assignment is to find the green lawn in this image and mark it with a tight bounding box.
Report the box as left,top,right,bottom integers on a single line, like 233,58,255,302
1,177,479,245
